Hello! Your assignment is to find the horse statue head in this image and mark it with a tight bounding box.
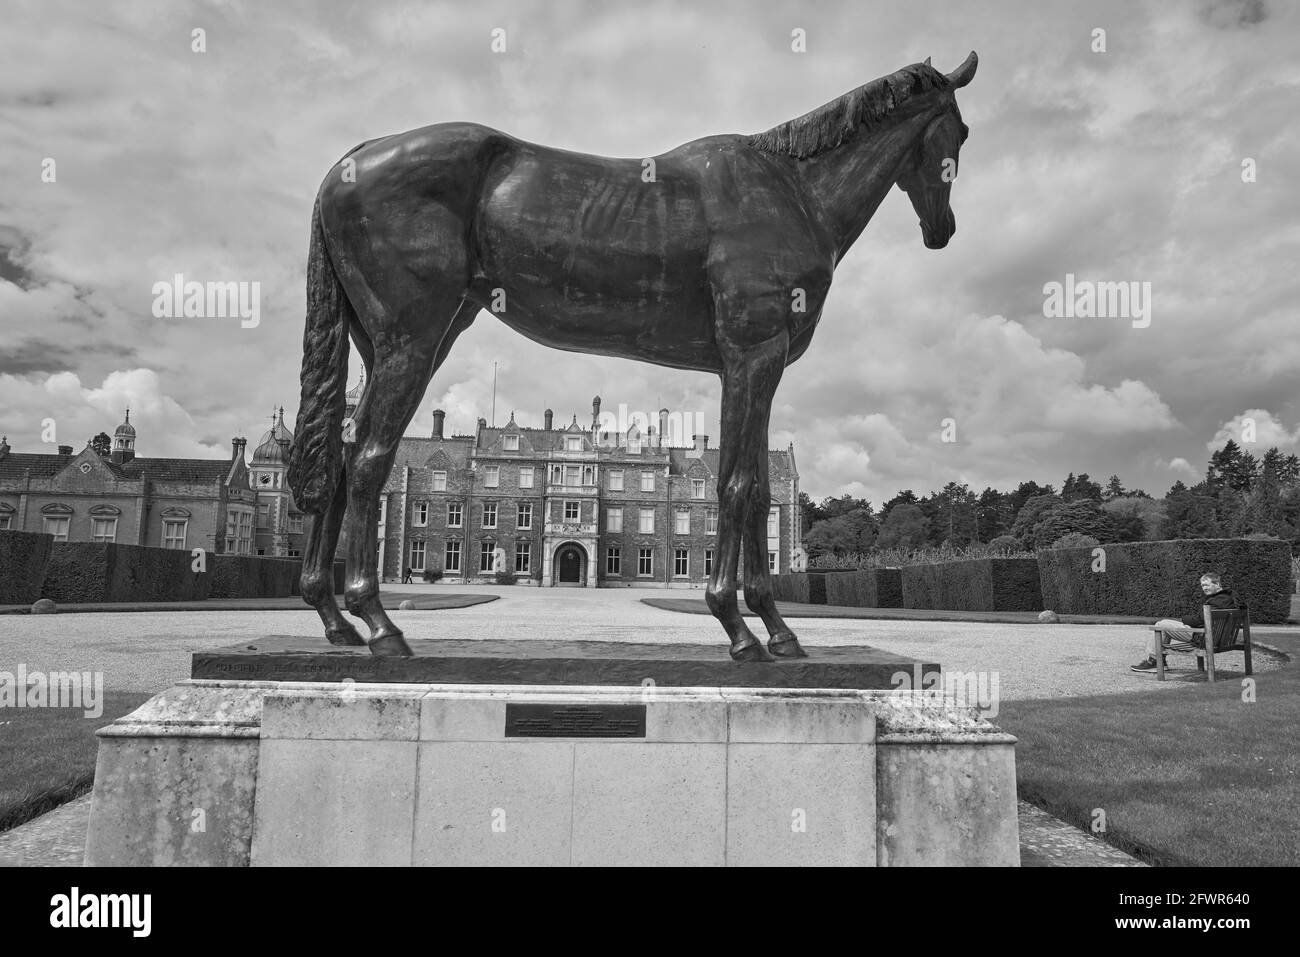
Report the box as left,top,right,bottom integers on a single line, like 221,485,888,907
895,53,977,249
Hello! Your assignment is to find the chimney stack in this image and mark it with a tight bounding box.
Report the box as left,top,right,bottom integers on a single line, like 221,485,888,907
0,436,9,459
543,408,553,430
58,445,74,456
688,433,709,458
591,395,602,429
231,437,247,461
432,409,445,439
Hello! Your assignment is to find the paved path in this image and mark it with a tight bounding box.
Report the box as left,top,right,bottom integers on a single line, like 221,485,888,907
0,592,493,615
2,582,1284,867
8,581,1275,698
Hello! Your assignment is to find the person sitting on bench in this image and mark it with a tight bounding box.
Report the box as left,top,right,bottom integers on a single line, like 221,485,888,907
1132,572,1239,674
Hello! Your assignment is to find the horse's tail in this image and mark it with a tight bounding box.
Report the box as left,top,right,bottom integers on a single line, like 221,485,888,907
287,197,352,514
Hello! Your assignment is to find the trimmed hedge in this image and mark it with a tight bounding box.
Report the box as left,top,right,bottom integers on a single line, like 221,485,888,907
41,542,210,603
902,558,1043,612
1037,538,1292,624
208,555,301,599
0,531,53,604
824,568,904,608
770,573,810,604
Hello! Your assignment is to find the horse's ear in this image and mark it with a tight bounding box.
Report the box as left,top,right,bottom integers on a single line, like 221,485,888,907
947,51,978,88
924,56,931,66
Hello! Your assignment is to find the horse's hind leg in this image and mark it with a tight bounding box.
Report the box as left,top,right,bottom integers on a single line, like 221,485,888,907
302,475,364,645
339,339,442,655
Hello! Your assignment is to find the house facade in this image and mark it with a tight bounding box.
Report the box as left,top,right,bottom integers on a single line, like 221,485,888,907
368,396,800,588
0,410,303,557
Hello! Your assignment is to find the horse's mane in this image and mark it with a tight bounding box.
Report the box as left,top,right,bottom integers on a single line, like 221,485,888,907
748,62,949,159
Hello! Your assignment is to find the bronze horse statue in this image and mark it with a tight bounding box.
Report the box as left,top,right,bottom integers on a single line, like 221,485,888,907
288,53,977,661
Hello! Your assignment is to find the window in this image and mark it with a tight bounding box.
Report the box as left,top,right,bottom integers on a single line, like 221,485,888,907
414,502,428,527
675,509,690,535
549,464,562,486
768,551,777,573
705,548,714,577
520,466,534,489
628,434,641,454
447,503,463,527
768,508,779,539
0,515,11,531
674,548,689,577
288,513,304,534
638,548,654,576
566,436,582,451
606,507,623,533
227,511,252,554
480,541,496,572
89,517,116,543
504,434,519,451
515,541,531,573
484,465,499,488
564,465,580,487
606,547,621,575
639,508,654,533
483,502,497,528
444,540,462,572
582,465,595,486
44,517,70,542
608,469,624,491
163,520,188,549
287,549,301,558
432,470,447,492
640,470,655,492
409,540,426,571
706,508,718,534
564,500,580,522
692,479,706,499
379,499,387,525
257,502,271,528
517,503,532,529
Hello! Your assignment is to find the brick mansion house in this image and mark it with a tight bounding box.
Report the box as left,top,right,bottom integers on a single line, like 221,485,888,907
0,385,801,588
376,392,800,587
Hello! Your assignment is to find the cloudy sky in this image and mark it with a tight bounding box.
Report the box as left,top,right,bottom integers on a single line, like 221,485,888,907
1,0,1297,503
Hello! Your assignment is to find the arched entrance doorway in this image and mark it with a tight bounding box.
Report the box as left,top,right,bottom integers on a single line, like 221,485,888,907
554,542,587,586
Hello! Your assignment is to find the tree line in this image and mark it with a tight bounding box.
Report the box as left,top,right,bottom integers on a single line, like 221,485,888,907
800,441,1300,558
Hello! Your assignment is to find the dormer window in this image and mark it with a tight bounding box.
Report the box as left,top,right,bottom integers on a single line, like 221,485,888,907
628,434,641,454
566,436,582,452
504,434,519,451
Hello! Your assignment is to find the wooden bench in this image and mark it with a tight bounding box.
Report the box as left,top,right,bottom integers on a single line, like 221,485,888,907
1152,604,1253,683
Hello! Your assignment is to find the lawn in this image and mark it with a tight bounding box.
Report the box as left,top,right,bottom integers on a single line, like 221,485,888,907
0,691,153,833
997,633,1300,866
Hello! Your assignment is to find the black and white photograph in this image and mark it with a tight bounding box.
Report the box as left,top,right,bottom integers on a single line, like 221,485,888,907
0,0,1293,926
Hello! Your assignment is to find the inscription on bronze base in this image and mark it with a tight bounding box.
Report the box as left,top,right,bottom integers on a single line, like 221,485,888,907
505,703,647,738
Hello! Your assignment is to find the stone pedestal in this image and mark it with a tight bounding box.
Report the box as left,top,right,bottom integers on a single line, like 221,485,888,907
85,674,1018,866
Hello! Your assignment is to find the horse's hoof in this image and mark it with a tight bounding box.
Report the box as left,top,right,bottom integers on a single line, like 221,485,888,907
325,623,366,646
368,631,414,657
768,633,809,659
730,636,776,663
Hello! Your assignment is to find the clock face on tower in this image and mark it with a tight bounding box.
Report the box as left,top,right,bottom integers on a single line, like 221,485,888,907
260,475,271,485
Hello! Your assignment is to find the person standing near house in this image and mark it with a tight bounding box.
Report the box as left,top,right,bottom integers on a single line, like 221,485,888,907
1132,572,1239,673
402,566,413,584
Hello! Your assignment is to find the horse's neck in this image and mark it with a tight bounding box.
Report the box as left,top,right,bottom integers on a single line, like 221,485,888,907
794,108,939,260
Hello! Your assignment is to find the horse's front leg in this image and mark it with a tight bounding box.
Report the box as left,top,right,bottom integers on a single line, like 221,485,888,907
708,338,796,663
